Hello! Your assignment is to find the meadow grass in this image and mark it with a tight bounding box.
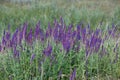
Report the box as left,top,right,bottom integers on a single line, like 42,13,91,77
0,0,120,30
0,0,120,80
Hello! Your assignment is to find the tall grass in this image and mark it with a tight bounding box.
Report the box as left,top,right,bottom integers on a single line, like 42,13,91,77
0,0,120,30
0,0,120,79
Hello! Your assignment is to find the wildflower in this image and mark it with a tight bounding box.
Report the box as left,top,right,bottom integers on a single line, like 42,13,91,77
81,28,86,43
53,26,59,42
2,36,6,46
5,31,11,40
39,29,45,42
34,21,41,39
76,31,81,40
94,29,100,36
89,35,97,48
69,68,76,80
62,39,71,52
0,45,2,52
5,31,11,47
76,24,81,32
58,28,65,42
45,23,52,38
94,38,102,52
26,28,33,45
11,28,19,47
19,31,23,44
72,30,77,39
34,21,45,41
43,44,52,57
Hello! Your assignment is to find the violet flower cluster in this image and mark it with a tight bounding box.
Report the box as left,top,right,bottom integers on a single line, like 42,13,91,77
0,17,119,79
0,18,119,56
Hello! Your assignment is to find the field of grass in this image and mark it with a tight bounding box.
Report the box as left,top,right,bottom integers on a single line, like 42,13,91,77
0,0,120,80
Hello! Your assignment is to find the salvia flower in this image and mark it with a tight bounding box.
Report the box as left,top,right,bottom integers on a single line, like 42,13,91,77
26,28,33,45
76,31,81,40
39,29,45,42
18,30,23,45
5,31,11,40
53,26,59,42
34,21,45,42
62,39,72,53
34,21,41,39
5,31,11,48
43,44,52,57
2,36,6,46
45,23,52,38
0,44,2,52
69,68,76,80
81,28,86,43
11,28,19,47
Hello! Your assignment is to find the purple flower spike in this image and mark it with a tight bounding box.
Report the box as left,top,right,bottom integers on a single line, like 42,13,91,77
72,31,77,39
5,31,11,41
34,21,41,39
34,21,45,41
77,24,81,32
19,31,23,45
30,53,36,63
53,26,59,42
13,47,20,58
76,31,81,40
26,28,33,45
95,29,100,36
46,23,52,38
70,68,76,80
2,36,6,46
0,45,2,52
81,28,86,43
62,39,71,52
11,28,19,47
43,44,52,57
39,29,45,42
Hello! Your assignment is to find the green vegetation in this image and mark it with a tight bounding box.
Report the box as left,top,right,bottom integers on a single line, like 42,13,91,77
0,0,120,80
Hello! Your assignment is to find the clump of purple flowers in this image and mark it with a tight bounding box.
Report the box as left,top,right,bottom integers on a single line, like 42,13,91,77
0,18,119,57
0,17,120,79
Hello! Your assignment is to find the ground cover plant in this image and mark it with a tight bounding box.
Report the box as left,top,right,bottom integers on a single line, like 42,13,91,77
0,0,120,80
0,17,120,80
